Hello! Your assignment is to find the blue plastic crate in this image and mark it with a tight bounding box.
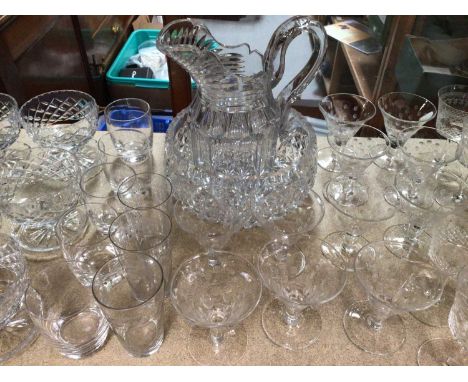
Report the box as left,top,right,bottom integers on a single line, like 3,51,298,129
97,113,172,133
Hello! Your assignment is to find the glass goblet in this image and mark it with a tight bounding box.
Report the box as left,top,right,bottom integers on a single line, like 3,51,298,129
417,266,468,366
318,93,376,172
0,93,20,151
20,90,98,151
170,252,262,365
258,235,347,350
325,125,390,208
436,84,468,142
343,240,445,356
0,234,38,363
375,92,436,172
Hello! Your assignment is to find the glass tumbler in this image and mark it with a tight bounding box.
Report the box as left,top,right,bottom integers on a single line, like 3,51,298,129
0,93,20,151
25,260,109,359
109,208,172,293
92,253,165,357
436,84,468,142
105,98,153,148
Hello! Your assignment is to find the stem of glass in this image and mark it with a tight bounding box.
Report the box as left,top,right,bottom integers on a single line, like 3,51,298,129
366,296,395,330
209,326,228,351
281,302,305,327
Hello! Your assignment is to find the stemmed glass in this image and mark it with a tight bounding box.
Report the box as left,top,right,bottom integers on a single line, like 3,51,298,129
170,251,262,364
417,266,468,366
0,93,20,152
318,93,376,172
343,240,445,355
375,92,437,172
257,235,347,350
0,234,38,363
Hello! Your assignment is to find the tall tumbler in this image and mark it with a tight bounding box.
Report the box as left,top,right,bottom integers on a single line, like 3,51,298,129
92,253,165,357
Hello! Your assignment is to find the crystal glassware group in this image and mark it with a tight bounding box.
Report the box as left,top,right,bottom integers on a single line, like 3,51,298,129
0,16,468,366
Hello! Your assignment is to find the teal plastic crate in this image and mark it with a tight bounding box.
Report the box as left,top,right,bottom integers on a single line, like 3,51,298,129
107,29,169,89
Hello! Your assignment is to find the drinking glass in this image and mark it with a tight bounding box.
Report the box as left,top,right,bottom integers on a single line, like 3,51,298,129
325,125,390,207
56,204,118,287
0,234,38,363
343,240,445,356
436,84,468,142
92,253,165,357
0,147,81,253
258,235,347,350
118,172,173,215
25,260,109,359
375,92,437,172
74,138,104,172
109,208,172,293
105,98,153,148
0,93,20,151
418,266,468,366
20,90,98,151
170,252,262,364
80,162,135,234
318,93,376,172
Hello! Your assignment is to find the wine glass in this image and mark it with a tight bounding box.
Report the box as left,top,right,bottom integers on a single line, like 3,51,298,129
375,92,437,172
318,93,376,172
170,251,262,364
417,266,468,365
257,235,347,350
343,240,445,355
0,93,20,151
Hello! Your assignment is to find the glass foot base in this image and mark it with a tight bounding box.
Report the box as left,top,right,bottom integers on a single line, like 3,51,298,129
262,298,321,351
0,308,39,363
323,231,368,272
417,338,468,366
326,178,368,207
187,325,247,365
374,152,404,172
318,147,341,173
343,300,406,356
383,225,431,262
383,186,400,208
411,286,454,328
13,223,60,253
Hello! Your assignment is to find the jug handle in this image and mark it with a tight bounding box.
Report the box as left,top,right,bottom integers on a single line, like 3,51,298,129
264,16,327,107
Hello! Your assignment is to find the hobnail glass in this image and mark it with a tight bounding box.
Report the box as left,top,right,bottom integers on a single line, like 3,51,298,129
375,92,437,172
343,240,445,356
258,235,347,350
0,147,81,253
0,234,38,363
0,93,20,151
170,252,262,365
436,84,468,142
20,90,98,151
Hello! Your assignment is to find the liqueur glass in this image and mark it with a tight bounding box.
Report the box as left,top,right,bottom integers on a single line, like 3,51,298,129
375,92,437,172
20,90,98,151
25,260,109,359
0,147,81,253
418,266,468,366
343,240,445,356
170,252,262,364
436,84,468,142
0,234,38,363
80,162,135,234
105,98,153,149
0,93,20,151
318,93,376,172
56,204,118,287
258,235,347,350
93,253,165,357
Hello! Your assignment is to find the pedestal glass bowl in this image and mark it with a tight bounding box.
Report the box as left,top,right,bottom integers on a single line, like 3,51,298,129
0,93,20,151
318,93,376,172
0,234,38,363
170,252,262,364
375,92,437,172
343,240,445,356
257,235,347,350
0,147,81,253
20,90,98,151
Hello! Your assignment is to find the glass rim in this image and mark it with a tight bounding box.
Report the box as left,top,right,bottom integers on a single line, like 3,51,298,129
79,161,136,199
319,93,376,124
117,172,173,210
377,92,437,124
104,98,151,123
92,252,164,312
170,251,262,328
97,130,150,158
108,208,172,251
437,84,468,115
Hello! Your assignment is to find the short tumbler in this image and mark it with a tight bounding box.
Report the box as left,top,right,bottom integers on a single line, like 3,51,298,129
92,253,165,357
